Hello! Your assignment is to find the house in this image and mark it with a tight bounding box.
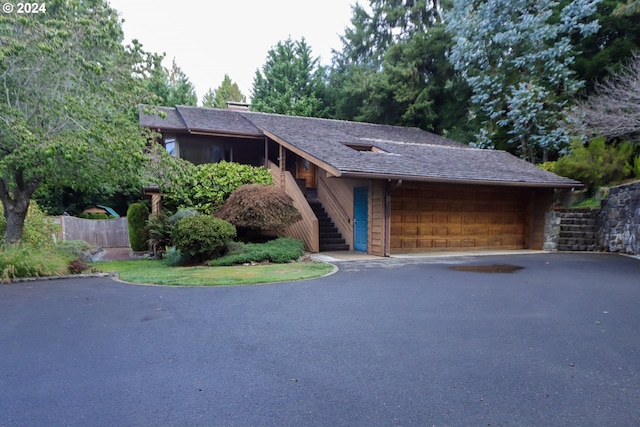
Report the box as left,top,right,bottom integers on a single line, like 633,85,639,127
139,105,580,256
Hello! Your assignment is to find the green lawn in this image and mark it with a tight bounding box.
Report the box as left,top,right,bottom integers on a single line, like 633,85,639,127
92,259,335,286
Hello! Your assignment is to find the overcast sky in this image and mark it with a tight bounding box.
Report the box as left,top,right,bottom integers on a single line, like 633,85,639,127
107,0,357,103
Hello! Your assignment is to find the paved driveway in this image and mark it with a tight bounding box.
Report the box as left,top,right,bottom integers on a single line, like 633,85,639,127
1,253,639,426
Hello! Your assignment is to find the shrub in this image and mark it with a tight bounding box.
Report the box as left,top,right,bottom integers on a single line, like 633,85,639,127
554,137,634,193
168,207,200,225
215,184,302,231
171,215,236,261
163,246,190,266
169,161,273,213
146,208,201,257
127,202,150,252
208,237,304,266
54,240,95,260
68,258,90,274
0,245,69,283
0,201,59,249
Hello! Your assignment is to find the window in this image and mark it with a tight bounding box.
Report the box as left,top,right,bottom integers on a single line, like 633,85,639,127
164,136,177,156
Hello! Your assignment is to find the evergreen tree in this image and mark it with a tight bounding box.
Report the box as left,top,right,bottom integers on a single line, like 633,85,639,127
202,75,246,108
327,0,475,140
145,57,197,107
569,0,640,94
251,38,326,117
446,0,600,162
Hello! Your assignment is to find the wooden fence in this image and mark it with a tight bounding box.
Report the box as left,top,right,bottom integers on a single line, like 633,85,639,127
54,216,130,248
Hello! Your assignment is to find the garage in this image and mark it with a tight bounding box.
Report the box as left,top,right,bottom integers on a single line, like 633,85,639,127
390,182,531,252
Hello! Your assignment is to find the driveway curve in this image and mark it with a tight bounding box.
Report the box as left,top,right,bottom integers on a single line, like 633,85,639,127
1,252,640,426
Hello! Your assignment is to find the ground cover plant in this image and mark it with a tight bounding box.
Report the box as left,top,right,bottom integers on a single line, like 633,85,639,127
208,237,304,266
94,259,334,286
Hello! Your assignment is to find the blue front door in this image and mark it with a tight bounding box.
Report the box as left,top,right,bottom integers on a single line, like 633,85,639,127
354,187,368,252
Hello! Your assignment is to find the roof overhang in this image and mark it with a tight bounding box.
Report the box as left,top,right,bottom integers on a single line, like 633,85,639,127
260,129,342,178
338,171,583,188
187,129,264,139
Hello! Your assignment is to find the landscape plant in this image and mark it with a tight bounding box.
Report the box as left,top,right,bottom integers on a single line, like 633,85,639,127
553,137,635,192
146,208,200,257
215,184,302,232
0,245,70,283
0,201,59,250
208,238,305,266
127,202,150,252
171,215,237,261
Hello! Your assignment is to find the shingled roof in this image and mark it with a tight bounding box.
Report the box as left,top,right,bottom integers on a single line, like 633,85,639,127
139,105,580,188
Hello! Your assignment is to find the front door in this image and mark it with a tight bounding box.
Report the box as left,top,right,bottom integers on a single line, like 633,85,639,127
354,187,368,252
296,159,317,188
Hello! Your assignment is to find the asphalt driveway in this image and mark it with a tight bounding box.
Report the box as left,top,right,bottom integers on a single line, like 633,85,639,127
1,252,639,426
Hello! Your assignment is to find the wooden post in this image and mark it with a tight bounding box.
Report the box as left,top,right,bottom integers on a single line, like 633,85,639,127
279,145,286,190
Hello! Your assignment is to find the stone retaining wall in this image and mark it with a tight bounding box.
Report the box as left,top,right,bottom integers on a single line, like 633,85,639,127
599,181,640,254
544,181,640,255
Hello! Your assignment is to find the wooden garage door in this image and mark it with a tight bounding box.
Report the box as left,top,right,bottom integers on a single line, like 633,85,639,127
390,183,530,252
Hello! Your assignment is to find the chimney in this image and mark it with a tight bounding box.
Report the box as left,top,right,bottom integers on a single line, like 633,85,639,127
226,101,250,111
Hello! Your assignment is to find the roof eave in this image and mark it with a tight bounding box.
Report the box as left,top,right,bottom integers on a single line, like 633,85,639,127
339,171,583,188
187,129,264,139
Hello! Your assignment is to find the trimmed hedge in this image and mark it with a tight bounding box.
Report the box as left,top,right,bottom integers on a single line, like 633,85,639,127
127,202,149,252
171,215,236,261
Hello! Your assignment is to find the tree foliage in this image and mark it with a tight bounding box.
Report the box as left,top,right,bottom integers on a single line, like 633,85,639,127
201,74,246,109
553,137,635,191
145,57,197,107
251,37,326,117
570,0,640,94
327,0,475,140
574,53,640,142
0,0,153,243
216,184,302,231
446,0,601,161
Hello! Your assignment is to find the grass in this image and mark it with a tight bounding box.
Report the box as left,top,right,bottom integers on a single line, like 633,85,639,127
569,197,602,209
91,259,335,286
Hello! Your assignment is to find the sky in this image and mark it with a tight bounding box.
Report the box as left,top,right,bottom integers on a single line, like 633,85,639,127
107,0,357,103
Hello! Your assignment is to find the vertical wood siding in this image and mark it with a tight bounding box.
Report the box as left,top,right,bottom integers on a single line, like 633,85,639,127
269,162,319,252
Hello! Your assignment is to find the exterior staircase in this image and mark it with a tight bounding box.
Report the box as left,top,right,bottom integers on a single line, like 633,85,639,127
556,210,601,252
306,189,349,251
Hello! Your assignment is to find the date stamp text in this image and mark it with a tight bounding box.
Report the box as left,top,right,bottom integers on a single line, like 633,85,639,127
2,3,47,14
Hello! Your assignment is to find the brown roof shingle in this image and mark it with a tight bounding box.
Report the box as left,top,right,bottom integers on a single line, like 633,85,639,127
139,106,580,187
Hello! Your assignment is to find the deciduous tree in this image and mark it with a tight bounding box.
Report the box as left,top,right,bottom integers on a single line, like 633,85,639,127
574,53,640,142
0,0,152,243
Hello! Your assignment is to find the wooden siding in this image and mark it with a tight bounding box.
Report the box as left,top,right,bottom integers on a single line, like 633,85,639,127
369,181,386,257
269,161,319,252
57,216,130,248
390,183,529,252
318,172,386,256
317,172,356,249
531,188,554,250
